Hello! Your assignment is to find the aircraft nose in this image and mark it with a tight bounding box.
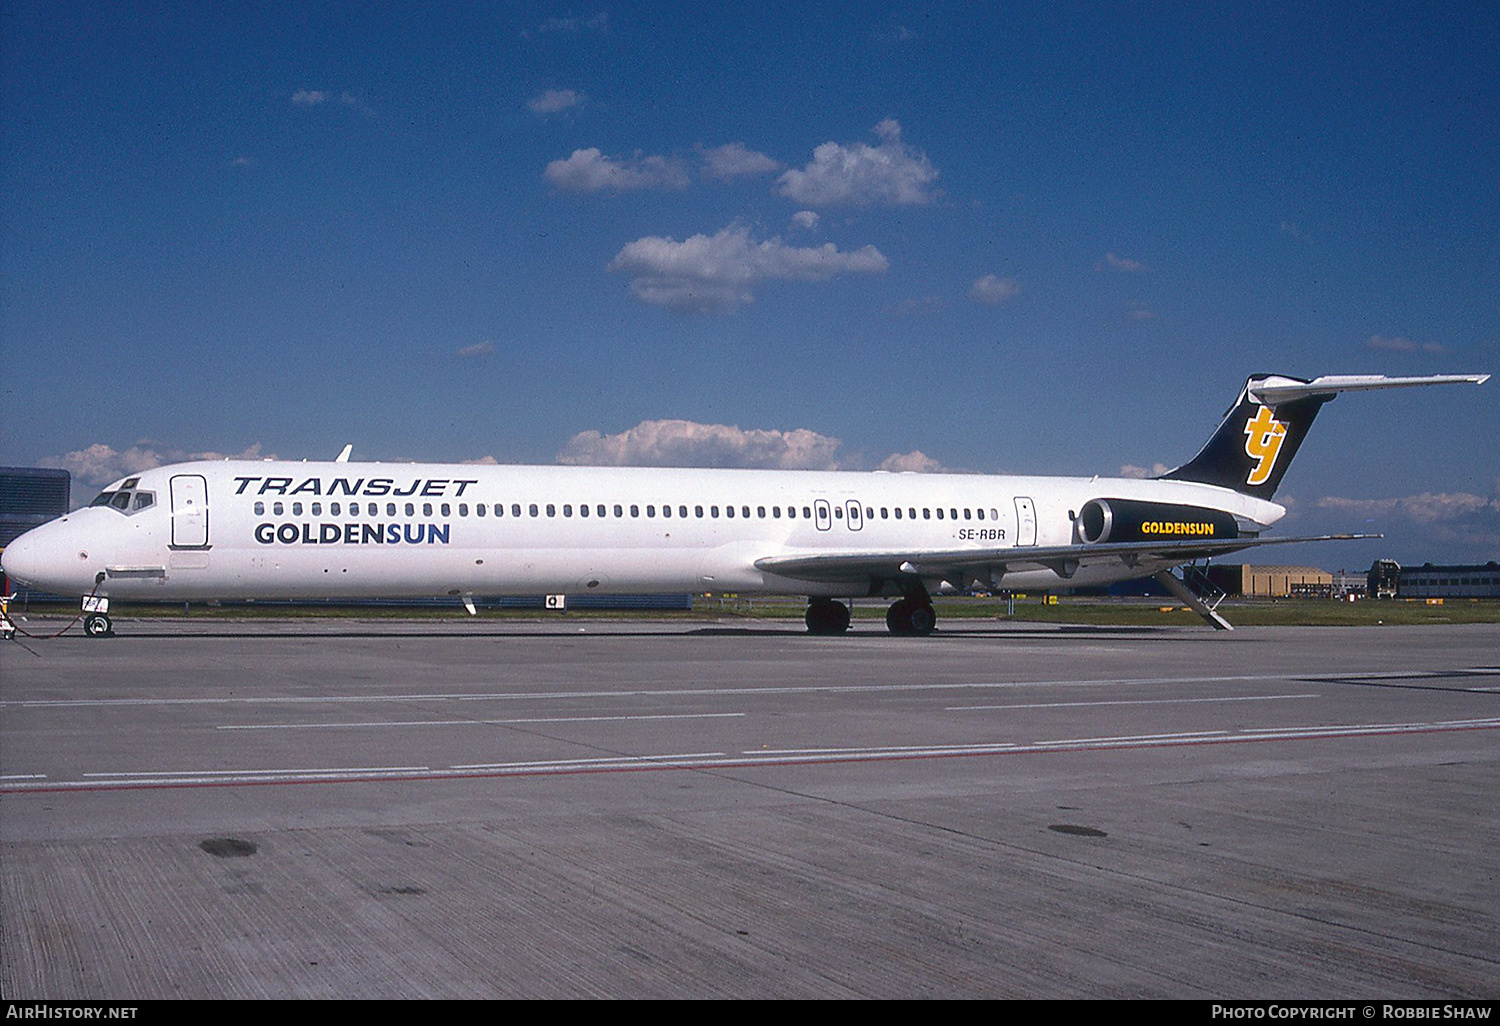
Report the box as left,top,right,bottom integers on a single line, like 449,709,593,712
2,521,86,593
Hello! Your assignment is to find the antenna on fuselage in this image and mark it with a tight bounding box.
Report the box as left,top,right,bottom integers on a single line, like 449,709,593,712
335,444,353,463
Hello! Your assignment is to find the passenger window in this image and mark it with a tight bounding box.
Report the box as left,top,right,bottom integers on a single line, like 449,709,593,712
458,503,467,516
894,508,902,519
787,506,795,519
950,508,958,520
923,508,931,520
976,508,984,520
529,504,538,517
678,506,687,518
726,505,735,518
351,504,361,517
599,505,608,517
255,501,265,515
441,503,451,516
964,508,972,520
661,505,670,518
711,506,719,518
833,506,842,519
368,503,378,516
292,502,303,516
866,507,874,519
695,505,704,518
773,506,781,518
274,501,285,515
630,505,639,517
579,504,589,517
936,508,944,519
803,507,812,519
742,506,750,518
387,503,397,516
331,502,341,515
563,504,573,517
990,508,998,520
546,504,556,517
614,504,624,517
311,502,321,515
476,504,485,517
646,505,655,518
758,506,765,518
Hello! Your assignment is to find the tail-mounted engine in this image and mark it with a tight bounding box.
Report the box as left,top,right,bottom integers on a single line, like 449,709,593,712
1076,498,1239,545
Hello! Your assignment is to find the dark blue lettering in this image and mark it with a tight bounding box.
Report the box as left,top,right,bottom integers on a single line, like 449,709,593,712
343,523,358,544
319,523,342,543
329,478,363,496
276,524,299,544
387,524,402,543
301,523,316,543
362,524,384,544
259,478,294,495
403,524,425,544
235,477,261,495
421,480,447,497
428,524,449,544
254,523,275,543
365,479,392,496
290,478,322,496
393,480,420,497
453,479,477,496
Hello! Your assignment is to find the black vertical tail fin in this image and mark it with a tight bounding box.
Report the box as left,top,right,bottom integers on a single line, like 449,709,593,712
1159,374,1331,499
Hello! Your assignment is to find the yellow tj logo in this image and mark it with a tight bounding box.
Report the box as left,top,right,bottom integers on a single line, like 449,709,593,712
1243,405,1287,485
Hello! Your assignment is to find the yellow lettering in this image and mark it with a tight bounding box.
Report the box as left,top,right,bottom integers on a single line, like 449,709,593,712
1243,405,1287,486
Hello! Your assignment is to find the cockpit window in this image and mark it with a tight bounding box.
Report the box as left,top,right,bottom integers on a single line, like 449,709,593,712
90,489,155,514
121,478,140,489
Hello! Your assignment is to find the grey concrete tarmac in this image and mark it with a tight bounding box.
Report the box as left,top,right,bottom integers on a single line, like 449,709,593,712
2,616,1497,998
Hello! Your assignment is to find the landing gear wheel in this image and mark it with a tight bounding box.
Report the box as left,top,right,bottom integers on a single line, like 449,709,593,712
805,598,851,635
886,599,937,636
83,613,114,638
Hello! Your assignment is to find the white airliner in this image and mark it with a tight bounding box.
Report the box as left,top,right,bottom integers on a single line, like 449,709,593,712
1,373,1487,638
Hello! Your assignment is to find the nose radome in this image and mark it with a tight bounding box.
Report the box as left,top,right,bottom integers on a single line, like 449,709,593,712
1,528,45,588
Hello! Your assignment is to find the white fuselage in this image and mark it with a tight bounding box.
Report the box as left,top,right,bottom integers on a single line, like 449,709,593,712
2,460,1285,603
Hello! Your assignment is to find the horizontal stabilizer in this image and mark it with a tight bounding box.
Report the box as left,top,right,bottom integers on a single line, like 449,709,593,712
1249,374,1489,406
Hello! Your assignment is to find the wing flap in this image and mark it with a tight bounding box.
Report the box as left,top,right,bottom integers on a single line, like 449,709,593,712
754,534,1377,584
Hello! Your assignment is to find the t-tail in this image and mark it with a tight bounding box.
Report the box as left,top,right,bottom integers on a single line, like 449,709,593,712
1160,372,1489,499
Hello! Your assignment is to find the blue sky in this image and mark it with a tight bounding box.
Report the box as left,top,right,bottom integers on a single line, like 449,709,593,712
2,1,1496,567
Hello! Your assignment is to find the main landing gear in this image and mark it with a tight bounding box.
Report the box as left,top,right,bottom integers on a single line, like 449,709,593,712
804,598,851,635
803,594,939,636
885,597,937,636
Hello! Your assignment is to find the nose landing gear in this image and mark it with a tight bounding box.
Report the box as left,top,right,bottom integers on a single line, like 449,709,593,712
83,612,114,637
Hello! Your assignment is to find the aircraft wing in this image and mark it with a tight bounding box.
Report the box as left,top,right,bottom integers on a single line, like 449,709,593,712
754,534,1378,584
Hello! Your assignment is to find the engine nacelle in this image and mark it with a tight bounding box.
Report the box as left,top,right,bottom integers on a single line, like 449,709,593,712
1076,498,1239,545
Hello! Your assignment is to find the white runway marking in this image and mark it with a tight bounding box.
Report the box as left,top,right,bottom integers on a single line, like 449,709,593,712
0,671,1387,710
216,712,747,731
8,717,1497,793
948,693,1318,711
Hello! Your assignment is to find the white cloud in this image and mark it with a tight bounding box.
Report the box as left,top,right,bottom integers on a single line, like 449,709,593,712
527,88,585,115
454,341,495,358
968,274,1021,305
291,89,330,105
1118,463,1171,479
544,148,690,193
879,450,945,473
777,119,939,207
558,420,845,470
1366,334,1446,354
39,442,273,499
607,223,888,313
1098,252,1149,272
699,142,781,181
1316,493,1498,523
535,12,608,34
790,210,819,231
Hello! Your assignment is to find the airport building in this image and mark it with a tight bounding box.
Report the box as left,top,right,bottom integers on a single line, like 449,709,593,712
1383,562,1500,600
0,467,69,549
1205,564,1334,598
